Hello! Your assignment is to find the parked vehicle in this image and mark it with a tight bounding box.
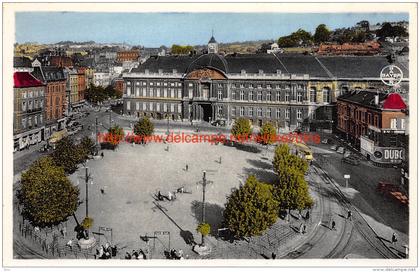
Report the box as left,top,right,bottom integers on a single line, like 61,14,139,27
330,145,338,151
343,150,353,158
321,138,331,144
336,146,345,154
341,156,360,165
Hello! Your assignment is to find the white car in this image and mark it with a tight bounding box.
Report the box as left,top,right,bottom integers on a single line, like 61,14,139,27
336,147,345,154
330,145,338,151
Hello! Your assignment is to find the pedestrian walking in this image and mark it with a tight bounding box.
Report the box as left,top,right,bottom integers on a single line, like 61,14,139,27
168,191,173,201
100,188,105,194
347,210,352,221
101,152,104,159
305,210,310,220
331,220,336,230
391,233,398,246
302,224,307,234
271,252,277,259
186,164,188,171
219,156,222,164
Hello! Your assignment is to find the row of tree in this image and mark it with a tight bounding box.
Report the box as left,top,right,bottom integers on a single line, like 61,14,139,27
17,117,156,228
85,84,122,104
223,118,313,238
277,25,330,48
171,44,194,55
277,22,408,48
17,136,97,227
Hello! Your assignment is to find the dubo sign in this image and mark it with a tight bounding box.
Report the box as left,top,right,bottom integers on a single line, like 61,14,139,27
380,65,403,87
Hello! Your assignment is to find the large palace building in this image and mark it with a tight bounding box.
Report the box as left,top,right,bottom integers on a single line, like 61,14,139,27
122,36,408,132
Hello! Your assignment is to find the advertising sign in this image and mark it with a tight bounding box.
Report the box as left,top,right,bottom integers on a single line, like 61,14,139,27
380,65,403,87
372,146,405,164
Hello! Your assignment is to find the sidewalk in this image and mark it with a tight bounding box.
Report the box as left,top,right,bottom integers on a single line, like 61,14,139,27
194,167,324,259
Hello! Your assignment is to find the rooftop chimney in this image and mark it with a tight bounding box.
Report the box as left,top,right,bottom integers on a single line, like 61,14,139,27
374,93,379,105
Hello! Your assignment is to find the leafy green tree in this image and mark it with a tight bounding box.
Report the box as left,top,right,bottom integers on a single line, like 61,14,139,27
278,29,313,48
223,175,279,238
51,137,82,174
107,125,125,147
134,117,154,137
85,84,107,104
278,36,298,48
273,144,308,179
231,117,252,142
258,122,277,145
377,23,408,39
314,24,331,44
196,223,211,246
291,29,313,46
17,156,79,227
272,144,312,213
171,44,194,55
78,136,96,160
273,167,313,213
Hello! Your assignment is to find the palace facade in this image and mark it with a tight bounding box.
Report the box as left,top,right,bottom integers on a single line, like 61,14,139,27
122,37,409,132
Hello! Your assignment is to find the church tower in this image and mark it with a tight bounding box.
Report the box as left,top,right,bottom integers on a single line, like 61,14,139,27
208,31,218,54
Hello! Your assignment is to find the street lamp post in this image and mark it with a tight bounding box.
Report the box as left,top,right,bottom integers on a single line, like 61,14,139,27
85,167,89,218
197,170,213,246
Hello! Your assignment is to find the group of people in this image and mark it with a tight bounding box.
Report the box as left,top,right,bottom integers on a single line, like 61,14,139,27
125,249,147,259
169,248,184,259
157,190,176,201
95,242,117,259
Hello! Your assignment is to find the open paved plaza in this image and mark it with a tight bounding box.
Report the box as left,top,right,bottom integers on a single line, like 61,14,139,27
68,135,278,257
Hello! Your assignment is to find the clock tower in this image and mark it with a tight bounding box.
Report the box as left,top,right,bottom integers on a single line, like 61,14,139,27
208,34,218,54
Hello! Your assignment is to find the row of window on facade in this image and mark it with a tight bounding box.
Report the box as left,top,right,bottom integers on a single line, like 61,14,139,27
20,89,45,99
47,84,65,93
21,114,43,129
231,106,303,120
126,101,182,113
21,100,44,111
126,86,332,103
127,81,183,87
126,87,183,99
230,83,306,90
231,88,331,103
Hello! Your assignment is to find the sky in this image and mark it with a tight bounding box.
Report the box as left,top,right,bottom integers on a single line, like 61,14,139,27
15,12,409,47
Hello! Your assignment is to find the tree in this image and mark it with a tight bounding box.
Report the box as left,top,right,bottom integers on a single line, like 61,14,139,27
377,23,408,39
273,144,308,179
272,144,312,213
223,175,279,238
106,125,125,147
51,137,83,174
134,117,154,138
171,44,194,55
78,136,96,160
291,29,313,46
314,24,331,44
17,156,79,227
258,122,277,145
196,223,211,246
231,117,252,142
277,28,313,48
278,36,298,48
85,84,107,104
272,167,313,213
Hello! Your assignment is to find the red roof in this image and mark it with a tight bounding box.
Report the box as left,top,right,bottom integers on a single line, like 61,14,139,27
14,72,45,88
383,93,407,110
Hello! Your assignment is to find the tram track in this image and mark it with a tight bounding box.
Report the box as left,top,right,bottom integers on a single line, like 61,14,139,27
313,162,400,259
